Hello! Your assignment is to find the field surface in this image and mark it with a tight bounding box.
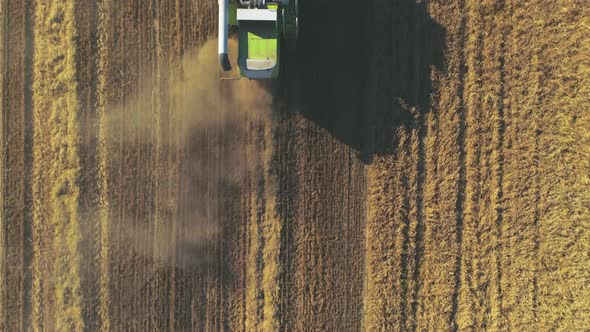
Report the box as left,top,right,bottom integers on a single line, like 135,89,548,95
1,0,589,331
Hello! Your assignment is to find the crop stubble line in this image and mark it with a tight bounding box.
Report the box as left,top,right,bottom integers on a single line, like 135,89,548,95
0,0,5,327
143,1,154,328
168,21,180,331
244,120,264,331
443,0,469,330
260,113,281,331
239,124,251,332
133,3,141,328
108,2,120,329
150,0,161,327
276,109,296,331
142,2,158,325
152,0,169,329
96,0,113,329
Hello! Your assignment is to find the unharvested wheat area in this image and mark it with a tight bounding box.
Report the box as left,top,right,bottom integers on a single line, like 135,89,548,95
1,0,589,331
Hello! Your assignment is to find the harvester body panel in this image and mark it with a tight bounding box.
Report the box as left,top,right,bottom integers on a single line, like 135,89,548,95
237,12,279,79
218,1,298,80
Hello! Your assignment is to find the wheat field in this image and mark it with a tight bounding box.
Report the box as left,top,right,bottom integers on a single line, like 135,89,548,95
0,0,589,330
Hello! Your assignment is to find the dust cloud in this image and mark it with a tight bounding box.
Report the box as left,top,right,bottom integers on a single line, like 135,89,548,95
113,215,220,269
95,38,273,271
104,38,273,147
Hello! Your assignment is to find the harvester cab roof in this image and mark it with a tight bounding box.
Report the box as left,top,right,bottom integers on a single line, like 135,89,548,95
218,0,299,80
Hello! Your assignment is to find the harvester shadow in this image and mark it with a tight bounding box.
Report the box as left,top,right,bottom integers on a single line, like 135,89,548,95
280,0,446,163
273,1,447,328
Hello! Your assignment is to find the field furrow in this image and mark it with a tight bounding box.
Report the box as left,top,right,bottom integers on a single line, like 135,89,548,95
457,0,485,329
74,0,100,329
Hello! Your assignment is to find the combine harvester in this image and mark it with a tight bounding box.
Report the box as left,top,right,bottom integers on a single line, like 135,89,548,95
218,0,299,79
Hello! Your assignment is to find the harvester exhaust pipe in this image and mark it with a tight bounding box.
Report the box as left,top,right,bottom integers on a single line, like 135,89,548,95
218,0,231,71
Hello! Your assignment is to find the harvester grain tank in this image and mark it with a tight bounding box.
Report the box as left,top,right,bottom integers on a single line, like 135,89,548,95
218,0,299,79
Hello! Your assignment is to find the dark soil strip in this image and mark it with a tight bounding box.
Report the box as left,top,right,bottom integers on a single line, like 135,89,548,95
74,0,100,329
22,0,34,329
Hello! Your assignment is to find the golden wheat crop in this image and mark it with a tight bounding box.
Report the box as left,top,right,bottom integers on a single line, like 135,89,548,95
365,127,410,331
415,1,465,330
532,1,590,329
2,0,590,330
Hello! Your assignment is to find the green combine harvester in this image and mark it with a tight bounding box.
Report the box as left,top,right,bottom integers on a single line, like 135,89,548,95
218,0,299,79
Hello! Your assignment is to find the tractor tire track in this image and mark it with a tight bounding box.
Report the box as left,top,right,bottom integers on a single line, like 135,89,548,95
419,0,468,330
457,0,485,329
277,108,298,332
74,0,100,329
475,2,508,329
